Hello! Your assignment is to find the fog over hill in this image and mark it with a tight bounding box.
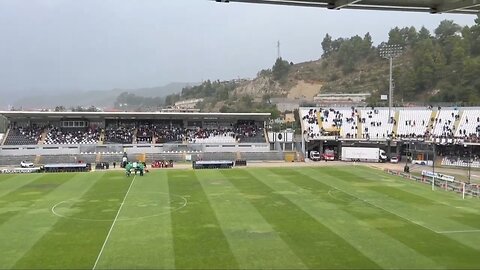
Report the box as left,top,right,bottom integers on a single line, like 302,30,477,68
10,82,195,109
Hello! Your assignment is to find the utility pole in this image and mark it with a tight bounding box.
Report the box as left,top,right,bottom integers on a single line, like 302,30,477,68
277,40,281,59
379,44,403,120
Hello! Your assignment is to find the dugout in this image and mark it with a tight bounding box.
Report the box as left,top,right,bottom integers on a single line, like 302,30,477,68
193,160,234,169
42,163,91,173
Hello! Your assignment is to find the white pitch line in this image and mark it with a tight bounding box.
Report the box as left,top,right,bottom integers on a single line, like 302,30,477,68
437,229,480,234
92,175,136,270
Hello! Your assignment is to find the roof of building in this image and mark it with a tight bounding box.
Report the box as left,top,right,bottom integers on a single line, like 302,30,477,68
0,111,270,120
220,0,480,15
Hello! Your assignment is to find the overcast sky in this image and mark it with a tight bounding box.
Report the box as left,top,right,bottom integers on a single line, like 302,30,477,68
0,0,476,99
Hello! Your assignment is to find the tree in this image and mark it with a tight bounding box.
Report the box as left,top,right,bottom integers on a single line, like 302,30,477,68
418,26,432,41
272,57,291,82
413,39,445,91
293,108,301,129
362,32,374,56
321,33,333,57
388,27,406,47
435,20,461,42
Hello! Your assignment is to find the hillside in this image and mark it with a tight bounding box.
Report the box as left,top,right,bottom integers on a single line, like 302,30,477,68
166,17,480,113
13,82,195,109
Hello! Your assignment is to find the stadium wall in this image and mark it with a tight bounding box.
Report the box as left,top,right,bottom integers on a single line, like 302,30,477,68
0,143,272,156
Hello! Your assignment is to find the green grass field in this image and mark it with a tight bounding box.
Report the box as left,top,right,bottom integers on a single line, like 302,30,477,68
1,165,480,269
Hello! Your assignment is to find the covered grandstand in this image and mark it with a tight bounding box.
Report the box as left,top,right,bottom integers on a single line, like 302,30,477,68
1,107,479,170
0,111,295,165
300,106,480,169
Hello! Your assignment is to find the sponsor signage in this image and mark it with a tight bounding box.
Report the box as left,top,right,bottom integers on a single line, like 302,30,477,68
0,167,41,174
421,170,455,182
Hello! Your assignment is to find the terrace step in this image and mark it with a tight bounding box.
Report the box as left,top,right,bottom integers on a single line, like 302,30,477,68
132,128,138,144
392,110,400,137
0,128,9,145
357,111,363,138
317,111,323,129
453,110,464,134
98,129,105,145
426,109,437,134
38,129,48,145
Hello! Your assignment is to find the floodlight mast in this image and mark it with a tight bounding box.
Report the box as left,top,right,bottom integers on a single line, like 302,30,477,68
379,44,403,120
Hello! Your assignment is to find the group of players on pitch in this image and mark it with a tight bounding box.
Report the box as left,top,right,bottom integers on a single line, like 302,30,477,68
125,162,145,177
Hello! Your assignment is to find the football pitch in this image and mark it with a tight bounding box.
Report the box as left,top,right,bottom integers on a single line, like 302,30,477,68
1,166,480,269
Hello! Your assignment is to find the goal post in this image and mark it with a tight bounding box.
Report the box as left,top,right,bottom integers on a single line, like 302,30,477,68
421,170,474,199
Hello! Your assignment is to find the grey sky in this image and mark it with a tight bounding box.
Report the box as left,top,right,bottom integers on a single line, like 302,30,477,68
0,0,476,100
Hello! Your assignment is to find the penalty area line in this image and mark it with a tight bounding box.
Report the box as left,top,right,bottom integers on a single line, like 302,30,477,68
92,175,137,270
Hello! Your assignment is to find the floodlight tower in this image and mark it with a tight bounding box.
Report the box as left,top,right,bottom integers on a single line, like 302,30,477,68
379,44,403,120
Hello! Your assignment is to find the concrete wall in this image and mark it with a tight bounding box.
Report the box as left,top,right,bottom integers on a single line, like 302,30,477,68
0,142,272,156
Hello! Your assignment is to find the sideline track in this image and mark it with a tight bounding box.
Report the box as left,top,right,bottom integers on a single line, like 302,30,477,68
92,175,137,269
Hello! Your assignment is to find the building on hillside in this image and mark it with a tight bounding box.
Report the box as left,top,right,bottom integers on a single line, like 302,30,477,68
174,98,204,109
270,98,303,112
313,93,370,107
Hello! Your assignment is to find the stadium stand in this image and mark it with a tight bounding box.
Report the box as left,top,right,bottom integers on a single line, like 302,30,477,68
455,109,480,139
298,106,480,142
186,128,236,143
235,120,265,143
359,108,394,140
431,108,458,139
153,125,184,143
301,108,322,141
45,127,100,144
3,126,43,145
136,124,154,144
320,107,359,139
397,108,431,139
105,126,135,144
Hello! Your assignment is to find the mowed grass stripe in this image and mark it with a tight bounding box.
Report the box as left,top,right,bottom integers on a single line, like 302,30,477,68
350,166,480,229
259,168,439,269
196,170,307,269
13,172,127,269
318,167,480,234
0,173,45,198
0,172,105,269
336,166,480,251
95,171,175,269
299,167,480,269
222,169,380,269
337,165,472,207
167,170,238,269
0,173,71,227
0,174,16,182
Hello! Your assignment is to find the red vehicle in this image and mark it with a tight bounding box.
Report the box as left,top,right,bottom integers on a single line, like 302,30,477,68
322,149,335,161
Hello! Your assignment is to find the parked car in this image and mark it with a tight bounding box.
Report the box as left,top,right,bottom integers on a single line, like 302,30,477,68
390,156,399,163
20,161,34,168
